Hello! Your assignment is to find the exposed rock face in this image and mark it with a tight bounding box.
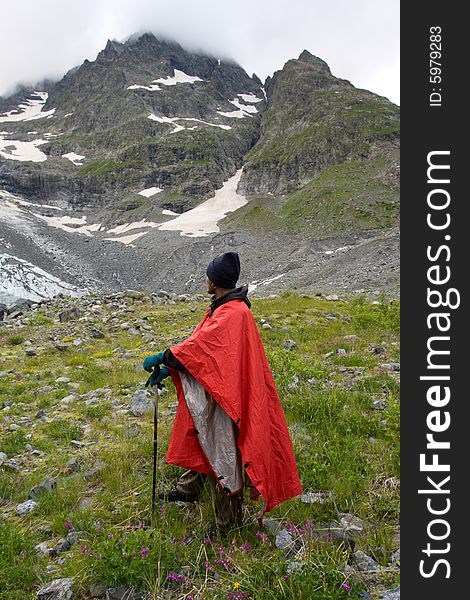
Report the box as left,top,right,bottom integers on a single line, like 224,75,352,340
239,49,399,197
0,34,264,210
0,35,400,304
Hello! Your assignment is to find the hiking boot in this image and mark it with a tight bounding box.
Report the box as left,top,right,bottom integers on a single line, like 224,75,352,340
158,489,197,503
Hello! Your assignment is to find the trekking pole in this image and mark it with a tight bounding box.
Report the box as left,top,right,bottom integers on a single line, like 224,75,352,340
145,365,163,516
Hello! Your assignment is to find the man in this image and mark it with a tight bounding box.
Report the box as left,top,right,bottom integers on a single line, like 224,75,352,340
143,251,301,535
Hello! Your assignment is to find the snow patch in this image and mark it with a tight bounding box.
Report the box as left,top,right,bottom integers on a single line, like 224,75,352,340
162,209,179,216
138,186,163,198
104,231,148,246
129,69,203,92
248,273,286,293
158,170,247,237
148,113,230,132
0,189,62,212
154,69,204,86
62,152,85,165
237,93,263,104
32,213,102,236
106,220,160,235
0,92,56,123
0,253,78,306
0,134,48,162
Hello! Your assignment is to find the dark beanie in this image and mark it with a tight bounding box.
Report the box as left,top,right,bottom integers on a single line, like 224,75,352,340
206,252,241,289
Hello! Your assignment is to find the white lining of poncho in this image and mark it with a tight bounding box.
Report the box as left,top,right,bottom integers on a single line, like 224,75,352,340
179,371,242,494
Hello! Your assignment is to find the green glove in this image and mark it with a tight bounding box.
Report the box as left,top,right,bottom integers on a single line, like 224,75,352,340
148,366,170,387
143,351,165,373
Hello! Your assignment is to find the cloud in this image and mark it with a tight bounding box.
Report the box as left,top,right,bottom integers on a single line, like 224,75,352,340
0,0,399,104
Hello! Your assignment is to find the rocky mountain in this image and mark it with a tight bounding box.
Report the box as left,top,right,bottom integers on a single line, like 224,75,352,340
0,33,399,307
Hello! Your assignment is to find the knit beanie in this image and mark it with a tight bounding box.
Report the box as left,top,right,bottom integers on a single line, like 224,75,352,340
206,251,241,289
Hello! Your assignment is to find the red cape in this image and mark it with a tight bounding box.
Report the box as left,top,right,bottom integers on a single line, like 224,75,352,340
166,298,302,513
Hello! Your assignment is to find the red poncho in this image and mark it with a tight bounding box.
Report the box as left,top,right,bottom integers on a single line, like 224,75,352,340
166,297,302,513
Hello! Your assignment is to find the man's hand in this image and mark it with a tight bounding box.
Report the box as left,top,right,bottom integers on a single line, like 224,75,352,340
143,351,165,373
148,366,170,387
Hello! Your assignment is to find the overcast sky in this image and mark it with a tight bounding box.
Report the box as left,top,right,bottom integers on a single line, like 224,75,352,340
0,0,399,105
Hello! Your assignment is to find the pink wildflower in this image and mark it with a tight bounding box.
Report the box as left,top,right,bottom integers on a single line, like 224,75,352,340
342,582,351,592
140,547,150,558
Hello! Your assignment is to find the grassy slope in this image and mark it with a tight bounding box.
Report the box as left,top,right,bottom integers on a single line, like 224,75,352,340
0,293,399,599
224,156,399,238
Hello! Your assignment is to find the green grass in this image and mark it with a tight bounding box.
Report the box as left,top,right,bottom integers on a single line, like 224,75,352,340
0,293,399,598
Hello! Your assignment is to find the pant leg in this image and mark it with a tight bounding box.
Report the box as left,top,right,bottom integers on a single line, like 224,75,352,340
176,470,206,499
209,478,243,531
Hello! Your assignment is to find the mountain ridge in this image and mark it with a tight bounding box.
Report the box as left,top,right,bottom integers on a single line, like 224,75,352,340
0,33,399,306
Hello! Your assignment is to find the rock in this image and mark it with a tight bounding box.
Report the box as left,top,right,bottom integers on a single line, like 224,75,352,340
350,550,380,572
127,328,140,336
390,548,400,565
95,360,112,368
124,290,144,299
373,399,387,410
337,348,347,356
372,345,386,355
51,538,71,555
358,591,374,600
34,542,52,558
261,323,272,330
380,586,400,600
343,335,358,341
89,583,107,598
379,363,400,372
54,343,69,351
59,307,83,322
286,561,304,575
130,390,153,416
25,348,37,356
275,528,293,549
65,458,81,473
37,578,74,599
283,339,297,350
16,499,38,516
340,513,364,534
0,452,6,466
77,496,94,511
325,294,339,301
90,329,105,339
71,440,85,448
55,377,71,384
105,586,143,600
124,424,141,439
29,477,57,500
66,531,87,546
300,491,330,504
263,518,282,536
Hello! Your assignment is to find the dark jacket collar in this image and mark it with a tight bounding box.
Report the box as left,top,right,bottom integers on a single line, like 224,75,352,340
209,285,251,316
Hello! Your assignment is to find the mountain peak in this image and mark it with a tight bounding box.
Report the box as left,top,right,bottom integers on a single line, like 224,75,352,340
297,50,331,73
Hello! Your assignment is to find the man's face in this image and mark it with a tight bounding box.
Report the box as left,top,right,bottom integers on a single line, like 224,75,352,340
205,276,216,295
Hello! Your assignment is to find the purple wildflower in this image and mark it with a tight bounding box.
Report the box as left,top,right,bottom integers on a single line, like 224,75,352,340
256,531,270,544
204,560,215,572
79,545,92,557
140,547,150,558
108,533,114,539
342,582,351,592
214,558,233,569
239,542,252,553
65,519,72,530
167,572,187,585
325,531,331,542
